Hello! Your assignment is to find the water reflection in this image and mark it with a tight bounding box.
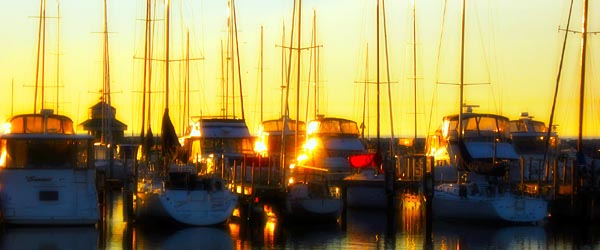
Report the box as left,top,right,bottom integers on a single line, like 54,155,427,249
433,220,547,250
1,191,599,249
0,226,100,250
134,226,233,250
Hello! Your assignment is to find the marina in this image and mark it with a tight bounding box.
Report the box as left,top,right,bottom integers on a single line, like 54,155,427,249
1,0,600,249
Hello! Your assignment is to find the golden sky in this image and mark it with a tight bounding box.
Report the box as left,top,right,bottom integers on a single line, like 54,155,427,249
0,0,598,139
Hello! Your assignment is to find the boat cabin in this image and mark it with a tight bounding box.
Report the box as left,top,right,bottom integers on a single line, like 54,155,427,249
0,110,94,169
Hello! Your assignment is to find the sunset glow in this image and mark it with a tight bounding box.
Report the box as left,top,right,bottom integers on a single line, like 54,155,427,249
0,0,598,140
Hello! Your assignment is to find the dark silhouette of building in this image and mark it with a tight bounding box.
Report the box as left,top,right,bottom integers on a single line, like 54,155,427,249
79,101,127,144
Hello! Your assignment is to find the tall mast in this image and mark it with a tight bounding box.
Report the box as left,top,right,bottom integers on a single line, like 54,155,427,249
577,0,588,155
458,0,466,139
412,0,418,144
56,1,61,113
34,0,47,113
295,0,302,154
376,0,380,153
102,0,112,145
232,0,245,120
260,26,264,122
165,0,170,108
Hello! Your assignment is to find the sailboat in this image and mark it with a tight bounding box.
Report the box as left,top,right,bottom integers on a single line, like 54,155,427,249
546,0,599,221
134,0,237,226
0,1,99,225
425,0,547,223
267,1,343,222
342,0,401,209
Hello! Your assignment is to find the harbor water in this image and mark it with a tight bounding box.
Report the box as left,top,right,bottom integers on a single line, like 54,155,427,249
0,190,598,250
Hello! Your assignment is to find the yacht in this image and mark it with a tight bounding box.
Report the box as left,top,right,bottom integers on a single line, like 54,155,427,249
0,109,100,225
426,110,548,223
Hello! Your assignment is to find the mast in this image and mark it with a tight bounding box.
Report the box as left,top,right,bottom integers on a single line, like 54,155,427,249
381,0,395,156
577,0,588,156
232,0,245,120
101,0,112,146
458,0,466,142
260,26,264,122
544,0,574,168
360,44,369,140
295,0,302,156
412,0,418,144
56,1,61,113
376,0,380,154
34,0,47,113
165,0,170,109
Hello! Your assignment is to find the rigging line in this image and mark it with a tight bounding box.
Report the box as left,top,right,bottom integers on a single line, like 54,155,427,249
544,0,574,170
305,10,315,123
232,0,245,120
426,0,449,144
284,0,297,119
381,0,395,156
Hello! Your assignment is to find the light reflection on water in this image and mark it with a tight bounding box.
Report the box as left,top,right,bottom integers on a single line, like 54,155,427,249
0,191,599,250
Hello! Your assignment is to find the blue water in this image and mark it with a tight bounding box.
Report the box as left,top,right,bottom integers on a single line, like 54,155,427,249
1,191,598,250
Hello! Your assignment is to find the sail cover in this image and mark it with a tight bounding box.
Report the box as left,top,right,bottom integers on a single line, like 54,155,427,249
161,108,181,159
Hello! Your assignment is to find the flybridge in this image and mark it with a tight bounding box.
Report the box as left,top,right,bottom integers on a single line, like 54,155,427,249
7,109,75,135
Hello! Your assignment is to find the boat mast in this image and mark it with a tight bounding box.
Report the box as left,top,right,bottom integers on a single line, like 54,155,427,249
260,26,264,122
458,0,465,142
56,1,61,113
295,0,302,157
232,0,245,120
34,0,47,113
544,0,574,167
412,0,418,145
577,0,588,156
376,0,380,154
381,0,396,157
101,0,112,146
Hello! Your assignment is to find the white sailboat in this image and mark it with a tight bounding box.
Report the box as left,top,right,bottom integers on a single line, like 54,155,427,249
425,0,547,223
134,0,237,226
276,0,344,222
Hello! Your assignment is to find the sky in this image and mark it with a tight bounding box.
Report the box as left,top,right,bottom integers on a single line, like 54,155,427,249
0,0,598,140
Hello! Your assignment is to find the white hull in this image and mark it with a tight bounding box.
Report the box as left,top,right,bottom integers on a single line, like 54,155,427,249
136,178,237,226
0,169,100,225
285,183,342,221
433,183,548,223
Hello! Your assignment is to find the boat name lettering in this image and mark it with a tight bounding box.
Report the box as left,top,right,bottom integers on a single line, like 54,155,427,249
26,176,52,182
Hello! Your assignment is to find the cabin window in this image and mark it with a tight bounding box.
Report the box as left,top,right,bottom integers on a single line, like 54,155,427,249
2,138,91,169
340,122,359,135
531,121,547,133
509,121,527,133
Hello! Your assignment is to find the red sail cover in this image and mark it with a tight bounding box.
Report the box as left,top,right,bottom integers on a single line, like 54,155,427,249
348,153,381,168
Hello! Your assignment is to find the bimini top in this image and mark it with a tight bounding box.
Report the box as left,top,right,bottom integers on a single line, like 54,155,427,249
307,117,360,137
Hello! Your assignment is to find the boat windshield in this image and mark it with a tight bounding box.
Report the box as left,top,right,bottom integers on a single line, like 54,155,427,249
1,138,92,169
9,114,75,134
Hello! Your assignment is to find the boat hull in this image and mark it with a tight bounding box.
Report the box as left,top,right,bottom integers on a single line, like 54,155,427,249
433,184,548,223
136,181,237,226
0,169,100,225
